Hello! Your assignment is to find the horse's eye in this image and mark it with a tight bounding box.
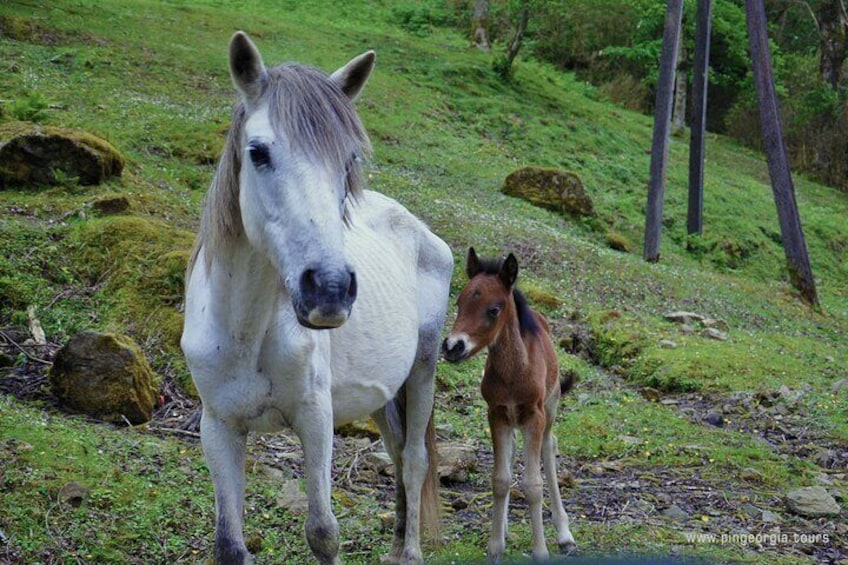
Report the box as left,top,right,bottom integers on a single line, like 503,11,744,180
486,306,501,319
248,142,271,169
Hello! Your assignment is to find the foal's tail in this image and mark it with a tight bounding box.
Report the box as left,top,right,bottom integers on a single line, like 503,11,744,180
560,368,578,395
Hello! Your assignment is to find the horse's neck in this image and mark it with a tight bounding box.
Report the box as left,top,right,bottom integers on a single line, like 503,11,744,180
486,308,529,377
207,237,286,339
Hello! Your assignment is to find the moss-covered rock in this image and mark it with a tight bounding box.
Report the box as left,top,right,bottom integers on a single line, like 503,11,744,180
0,121,124,188
605,230,633,252
49,331,159,424
501,166,595,219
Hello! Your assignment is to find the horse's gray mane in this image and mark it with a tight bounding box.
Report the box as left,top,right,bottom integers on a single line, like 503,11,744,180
188,63,372,275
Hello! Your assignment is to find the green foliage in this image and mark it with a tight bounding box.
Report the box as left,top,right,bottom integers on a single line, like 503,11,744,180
390,1,457,36
7,91,50,122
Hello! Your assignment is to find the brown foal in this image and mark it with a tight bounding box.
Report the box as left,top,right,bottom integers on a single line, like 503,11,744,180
442,248,576,563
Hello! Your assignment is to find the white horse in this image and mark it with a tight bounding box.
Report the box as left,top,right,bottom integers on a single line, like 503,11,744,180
181,31,453,565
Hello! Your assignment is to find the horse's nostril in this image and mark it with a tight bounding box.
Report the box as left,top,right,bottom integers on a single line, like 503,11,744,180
346,271,357,301
301,269,318,295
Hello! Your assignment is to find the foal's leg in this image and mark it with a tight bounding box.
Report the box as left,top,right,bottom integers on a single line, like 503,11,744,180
291,391,340,565
542,410,576,553
200,410,252,565
371,402,407,564
487,415,515,564
522,410,549,562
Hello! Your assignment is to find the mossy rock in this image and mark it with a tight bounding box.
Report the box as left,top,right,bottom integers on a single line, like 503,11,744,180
0,121,124,188
501,166,595,219
605,230,633,252
49,331,159,425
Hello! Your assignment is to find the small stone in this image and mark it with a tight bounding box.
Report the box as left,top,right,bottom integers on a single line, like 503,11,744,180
761,510,780,523
245,535,263,554
640,387,661,402
336,418,381,439
663,311,704,324
362,451,394,476
59,481,89,507
831,378,848,393
662,504,689,522
91,195,130,216
785,486,841,517
436,443,478,483
658,340,678,349
701,327,729,341
276,480,309,514
705,411,724,427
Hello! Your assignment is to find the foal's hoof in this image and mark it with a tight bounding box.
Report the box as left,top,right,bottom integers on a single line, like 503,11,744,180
558,540,578,556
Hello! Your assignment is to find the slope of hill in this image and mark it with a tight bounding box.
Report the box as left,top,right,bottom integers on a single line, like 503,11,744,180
1,1,845,564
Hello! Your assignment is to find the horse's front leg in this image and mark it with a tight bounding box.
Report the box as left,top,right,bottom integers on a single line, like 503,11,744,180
487,414,514,564
200,409,252,565
292,390,340,565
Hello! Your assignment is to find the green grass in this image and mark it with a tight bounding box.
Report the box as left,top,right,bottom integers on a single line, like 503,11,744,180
1,1,846,563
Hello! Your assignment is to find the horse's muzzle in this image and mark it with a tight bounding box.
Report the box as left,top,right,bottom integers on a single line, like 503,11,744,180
441,336,467,363
295,265,357,329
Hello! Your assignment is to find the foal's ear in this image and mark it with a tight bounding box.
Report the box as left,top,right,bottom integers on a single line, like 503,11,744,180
499,253,518,289
330,50,376,101
229,31,267,107
466,247,483,280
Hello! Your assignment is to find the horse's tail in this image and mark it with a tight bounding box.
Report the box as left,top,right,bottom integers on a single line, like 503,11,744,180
560,368,578,395
420,407,441,541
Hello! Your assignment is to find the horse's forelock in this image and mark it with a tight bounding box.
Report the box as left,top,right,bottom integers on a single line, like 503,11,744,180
191,63,371,274
267,64,371,198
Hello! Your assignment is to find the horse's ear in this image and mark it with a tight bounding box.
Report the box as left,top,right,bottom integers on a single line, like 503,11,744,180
330,51,376,101
466,247,482,280
229,31,267,107
499,253,518,289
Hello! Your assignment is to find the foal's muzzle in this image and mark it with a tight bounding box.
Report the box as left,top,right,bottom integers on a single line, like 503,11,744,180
295,264,357,329
441,336,467,363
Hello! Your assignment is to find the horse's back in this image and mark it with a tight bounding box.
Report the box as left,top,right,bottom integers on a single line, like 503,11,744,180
329,190,452,425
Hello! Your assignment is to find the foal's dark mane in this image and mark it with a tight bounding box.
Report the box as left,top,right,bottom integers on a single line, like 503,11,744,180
476,257,540,338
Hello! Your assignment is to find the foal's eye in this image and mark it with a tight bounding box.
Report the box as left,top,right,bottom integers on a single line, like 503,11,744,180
486,306,501,319
248,141,272,169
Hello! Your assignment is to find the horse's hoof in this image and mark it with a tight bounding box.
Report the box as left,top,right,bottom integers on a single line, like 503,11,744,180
558,540,578,555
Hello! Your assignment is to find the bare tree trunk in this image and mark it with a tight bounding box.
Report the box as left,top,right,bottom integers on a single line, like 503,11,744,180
644,0,685,262
672,36,688,135
817,0,848,91
471,0,491,51
746,0,819,307
688,0,713,236
505,2,530,70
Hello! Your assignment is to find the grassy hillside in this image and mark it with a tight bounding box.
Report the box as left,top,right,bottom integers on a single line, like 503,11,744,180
1,1,846,564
